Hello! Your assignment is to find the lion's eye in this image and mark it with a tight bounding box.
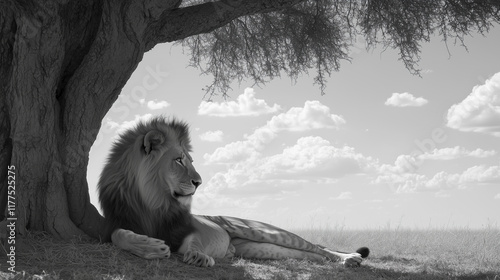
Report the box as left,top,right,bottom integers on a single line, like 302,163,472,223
175,157,183,166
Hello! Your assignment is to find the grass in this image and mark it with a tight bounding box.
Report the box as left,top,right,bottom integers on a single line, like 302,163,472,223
1,227,499,280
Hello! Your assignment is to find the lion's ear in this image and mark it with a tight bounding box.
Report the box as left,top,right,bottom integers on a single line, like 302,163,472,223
144,130,165,154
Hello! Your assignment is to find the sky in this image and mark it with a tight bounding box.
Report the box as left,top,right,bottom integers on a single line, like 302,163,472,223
87,24,500,230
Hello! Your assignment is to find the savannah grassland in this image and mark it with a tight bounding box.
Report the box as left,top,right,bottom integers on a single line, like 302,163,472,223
1,227,499,280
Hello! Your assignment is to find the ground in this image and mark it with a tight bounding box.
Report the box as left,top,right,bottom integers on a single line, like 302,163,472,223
1,227,499,279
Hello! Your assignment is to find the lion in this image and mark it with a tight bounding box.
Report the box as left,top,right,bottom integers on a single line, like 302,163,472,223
98,116,369,267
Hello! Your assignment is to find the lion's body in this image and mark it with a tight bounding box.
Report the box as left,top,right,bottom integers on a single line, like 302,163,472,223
194,215,352,262
99,117,369,267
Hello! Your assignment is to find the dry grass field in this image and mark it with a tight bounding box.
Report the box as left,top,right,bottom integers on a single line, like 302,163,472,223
1,226,499,280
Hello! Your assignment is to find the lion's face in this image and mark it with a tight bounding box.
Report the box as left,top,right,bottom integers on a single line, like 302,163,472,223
135,123,202,210
156,146,202,208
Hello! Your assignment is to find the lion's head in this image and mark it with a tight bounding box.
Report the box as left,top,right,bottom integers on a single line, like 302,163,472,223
98,117,201,237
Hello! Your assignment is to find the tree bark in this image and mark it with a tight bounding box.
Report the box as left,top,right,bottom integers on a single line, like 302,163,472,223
0,0,144,239
0,3,14,223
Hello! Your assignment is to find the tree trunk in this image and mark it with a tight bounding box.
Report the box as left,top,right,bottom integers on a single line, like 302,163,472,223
0,0,305,240
1,0,151,239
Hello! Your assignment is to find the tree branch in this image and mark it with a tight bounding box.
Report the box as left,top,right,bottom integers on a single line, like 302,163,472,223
144,0,305,50
172,0,354,97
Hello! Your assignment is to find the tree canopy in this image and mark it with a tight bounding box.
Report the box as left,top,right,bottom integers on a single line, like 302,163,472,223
179,0,500,96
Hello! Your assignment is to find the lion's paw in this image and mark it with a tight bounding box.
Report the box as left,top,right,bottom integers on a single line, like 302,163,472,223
341,252,363,267
183,250,215,267
112,229,170,259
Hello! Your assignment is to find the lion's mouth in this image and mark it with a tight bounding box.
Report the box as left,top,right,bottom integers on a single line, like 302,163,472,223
174,192,194,198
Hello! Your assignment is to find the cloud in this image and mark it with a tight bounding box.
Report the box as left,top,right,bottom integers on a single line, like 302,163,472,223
257,136,375,180
198,88,281,117
199,130,224,142
204,136,377,195
203,139,260,164
147,100,170,110
379,146,496,174
458,165,500,184
418,147,496,160
375,164,500,193
267,101,346,131
446,72,500,137
139,99,170,110
204,100,345,164
329,192,353,200
375,145,499,193
385,92,428,107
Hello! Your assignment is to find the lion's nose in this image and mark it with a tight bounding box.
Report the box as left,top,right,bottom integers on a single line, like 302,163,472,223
192,179,202,189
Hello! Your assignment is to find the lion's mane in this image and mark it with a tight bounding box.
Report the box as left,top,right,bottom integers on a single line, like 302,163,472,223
98,116,194,251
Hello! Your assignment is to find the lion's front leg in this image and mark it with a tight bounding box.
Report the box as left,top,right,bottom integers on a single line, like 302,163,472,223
111,229,170,259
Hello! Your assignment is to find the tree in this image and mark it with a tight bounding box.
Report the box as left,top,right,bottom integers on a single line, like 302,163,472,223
1,0,499,240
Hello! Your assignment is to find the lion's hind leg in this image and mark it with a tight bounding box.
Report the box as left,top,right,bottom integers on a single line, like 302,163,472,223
317,246,365,267
232,239,365,267
179,233,216,267
176,215,233,267
205,216,368,267
231,238,325,262
111,229,170,259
